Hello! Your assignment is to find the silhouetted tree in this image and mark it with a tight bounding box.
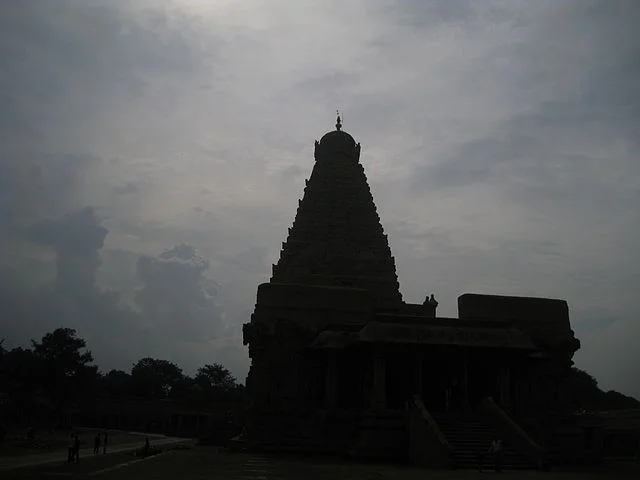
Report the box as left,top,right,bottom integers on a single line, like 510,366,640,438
29,328,98,421
195,364,237,391
601,390,640,410
100,369,134,398
130,358,184,399
563,366,640,411
31,328,94,373
194,363,243,402
1,328,245,431
570,367,598,389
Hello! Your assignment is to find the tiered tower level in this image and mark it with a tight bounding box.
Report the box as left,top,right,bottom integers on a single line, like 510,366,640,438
270,115,403,308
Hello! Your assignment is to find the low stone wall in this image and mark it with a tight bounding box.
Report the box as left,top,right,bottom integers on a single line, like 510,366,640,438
480,397,547,468
407,396,452,468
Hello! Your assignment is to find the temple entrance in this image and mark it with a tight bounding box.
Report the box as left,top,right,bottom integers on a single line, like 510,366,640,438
467,355,497,408
386,352,416,409
338,348,365,409
305,352,327,408
421,350,449,413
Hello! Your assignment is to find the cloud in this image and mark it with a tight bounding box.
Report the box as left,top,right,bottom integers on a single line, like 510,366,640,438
0,206,144,366
135,243,222,342
113,182,140,195
1,207,233,377
0,153,100,231
0,0,639,396
27,207,108,302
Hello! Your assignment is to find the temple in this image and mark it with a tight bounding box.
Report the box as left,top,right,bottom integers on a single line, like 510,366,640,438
240,117,587,469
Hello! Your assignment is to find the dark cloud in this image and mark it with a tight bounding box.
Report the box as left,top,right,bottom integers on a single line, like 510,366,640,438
277,164,307,180
0,1,201,100
0,153,99,230
290,72,362,100
1,207,144,367
27,207,108,296
409,100,640,231
96,248,141,295
113,182,140,195
411,100,639,204
222,246,269,276
386,222,460,256
1,210,229,376
135,244,222,343
0,1,240,380
1,0,639,396
383,0,482,28
408,0,639,197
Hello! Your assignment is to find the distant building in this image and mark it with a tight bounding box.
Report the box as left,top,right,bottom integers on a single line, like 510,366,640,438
240,116,591,469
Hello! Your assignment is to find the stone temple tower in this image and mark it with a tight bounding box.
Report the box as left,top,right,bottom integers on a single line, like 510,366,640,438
240,116,581,465
270,114,403,308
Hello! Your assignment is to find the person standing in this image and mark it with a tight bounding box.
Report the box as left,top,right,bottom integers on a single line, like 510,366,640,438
476,447,485,472
73,435,80,463
93,433,101,455
67,434,74,463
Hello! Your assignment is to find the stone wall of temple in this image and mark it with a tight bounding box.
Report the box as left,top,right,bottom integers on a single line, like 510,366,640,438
243,282,378,440
457,294,580,360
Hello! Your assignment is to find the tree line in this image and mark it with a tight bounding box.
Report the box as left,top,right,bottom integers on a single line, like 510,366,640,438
1,327,638,430
563,365,640,412
0,328,244,428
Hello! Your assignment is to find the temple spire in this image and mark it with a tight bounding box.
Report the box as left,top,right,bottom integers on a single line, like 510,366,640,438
271,119,402,307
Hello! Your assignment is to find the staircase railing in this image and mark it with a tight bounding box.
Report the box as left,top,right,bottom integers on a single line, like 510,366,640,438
407,394,454,468
480,397,548,469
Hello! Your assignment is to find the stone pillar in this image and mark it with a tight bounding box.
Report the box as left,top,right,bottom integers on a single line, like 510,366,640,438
462,358,470,410
498,366,511,408
284,352,300,408
371,351,387,410
325,351,339,409
522,378,532,408
414,351,423,397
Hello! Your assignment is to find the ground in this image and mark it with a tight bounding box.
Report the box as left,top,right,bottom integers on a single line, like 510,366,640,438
0,426,147,458
2,445,640,480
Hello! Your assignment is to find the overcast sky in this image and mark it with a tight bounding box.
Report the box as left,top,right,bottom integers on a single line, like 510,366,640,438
1,0,638,398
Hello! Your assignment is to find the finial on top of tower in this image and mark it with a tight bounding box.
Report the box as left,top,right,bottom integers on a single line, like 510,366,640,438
336,110,342,131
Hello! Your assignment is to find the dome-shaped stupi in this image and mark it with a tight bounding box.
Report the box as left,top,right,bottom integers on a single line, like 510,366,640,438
319,129,356,151
315,113,359,158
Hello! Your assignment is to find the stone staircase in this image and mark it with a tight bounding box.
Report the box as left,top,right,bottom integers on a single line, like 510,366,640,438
433,412,538,470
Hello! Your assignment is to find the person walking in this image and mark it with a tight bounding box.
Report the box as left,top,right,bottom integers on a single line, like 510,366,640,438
488,438,503,472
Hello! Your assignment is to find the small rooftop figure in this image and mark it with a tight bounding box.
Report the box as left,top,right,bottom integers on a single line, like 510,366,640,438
423,293,438,308
336,110,342,131
429,294,438,307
